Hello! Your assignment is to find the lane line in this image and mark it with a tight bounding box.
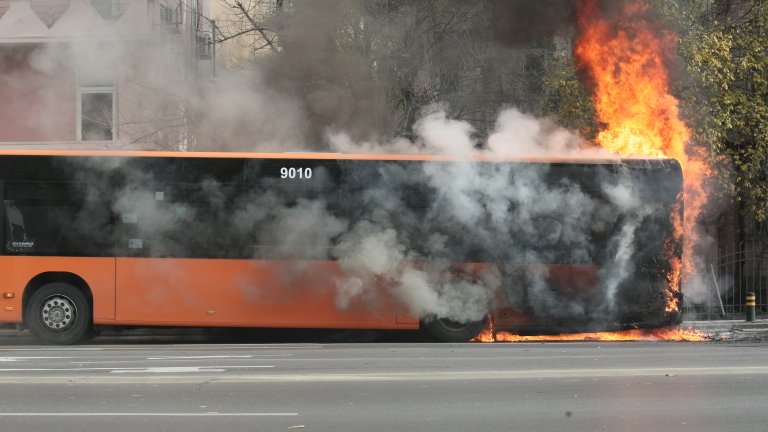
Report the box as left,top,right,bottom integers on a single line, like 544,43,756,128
111,367,227,374
0,365,274,373
2,365,768,384
220,365,768,382
73,355,291,364
0,345,322,352
0,357,70,362
145,355,255,360
0,413,298,417
0,348,104,352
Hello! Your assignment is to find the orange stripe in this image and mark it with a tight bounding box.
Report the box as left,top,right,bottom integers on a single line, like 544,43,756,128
0,149,671,164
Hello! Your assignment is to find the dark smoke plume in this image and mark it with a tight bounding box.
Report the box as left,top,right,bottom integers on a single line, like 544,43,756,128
261,0,388,147
490,0,578,47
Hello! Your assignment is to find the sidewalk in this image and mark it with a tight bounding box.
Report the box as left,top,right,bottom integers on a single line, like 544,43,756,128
684,319,768,333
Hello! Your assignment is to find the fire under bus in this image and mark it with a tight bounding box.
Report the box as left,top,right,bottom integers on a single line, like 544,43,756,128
0,150,683,344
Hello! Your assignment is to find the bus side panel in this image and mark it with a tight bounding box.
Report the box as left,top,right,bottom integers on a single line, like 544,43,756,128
114,258,416,329
0,257,23,322
0,256,116,323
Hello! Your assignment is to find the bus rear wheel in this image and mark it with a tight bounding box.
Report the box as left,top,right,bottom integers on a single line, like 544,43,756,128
421,315,488,342
26,283,91,345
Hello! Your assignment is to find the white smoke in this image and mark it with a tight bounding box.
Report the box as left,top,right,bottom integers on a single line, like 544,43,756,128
332,222,500,322
322,107,669,327
194,73,310,151
487,109,585,157
49,101,675,330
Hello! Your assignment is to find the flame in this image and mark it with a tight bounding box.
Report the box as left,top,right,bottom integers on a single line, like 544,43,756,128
574,0,711,312
472,319,709,343
472,1,713,344
663,199,683,312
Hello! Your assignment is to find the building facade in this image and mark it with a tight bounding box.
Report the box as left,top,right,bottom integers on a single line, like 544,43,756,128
0,0,212,149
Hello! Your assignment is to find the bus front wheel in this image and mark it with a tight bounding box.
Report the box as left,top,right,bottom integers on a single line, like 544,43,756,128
26,283,92,345
421,315,488,343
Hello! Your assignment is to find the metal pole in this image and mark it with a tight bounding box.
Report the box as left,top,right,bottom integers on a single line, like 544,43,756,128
746,292,756,322
710,264,726,318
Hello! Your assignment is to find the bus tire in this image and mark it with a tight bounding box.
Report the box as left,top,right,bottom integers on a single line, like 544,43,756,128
26,283,92,345
421,315,488,343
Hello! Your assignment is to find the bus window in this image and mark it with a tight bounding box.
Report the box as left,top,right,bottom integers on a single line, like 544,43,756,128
167,180,246,258
4,200,35,253
3,181,113,256
112,157,248,258
244,159,345,260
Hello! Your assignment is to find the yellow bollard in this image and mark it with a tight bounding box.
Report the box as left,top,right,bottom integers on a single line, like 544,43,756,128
746,292,756,322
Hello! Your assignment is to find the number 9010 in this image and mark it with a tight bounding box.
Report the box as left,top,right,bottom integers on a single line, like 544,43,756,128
280,167,313,179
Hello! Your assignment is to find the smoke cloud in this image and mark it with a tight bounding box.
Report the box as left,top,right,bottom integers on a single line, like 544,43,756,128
490,0,578,47
55,105,671,330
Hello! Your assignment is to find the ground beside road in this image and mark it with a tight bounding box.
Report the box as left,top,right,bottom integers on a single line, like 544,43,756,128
685,319,768,343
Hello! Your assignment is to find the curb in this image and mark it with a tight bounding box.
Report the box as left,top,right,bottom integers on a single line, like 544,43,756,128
684,319,768,333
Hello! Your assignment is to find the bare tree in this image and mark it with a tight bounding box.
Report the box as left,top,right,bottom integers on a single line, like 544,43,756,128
214,0,566,146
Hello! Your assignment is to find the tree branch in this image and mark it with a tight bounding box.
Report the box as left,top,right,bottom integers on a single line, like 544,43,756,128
233,0,279,53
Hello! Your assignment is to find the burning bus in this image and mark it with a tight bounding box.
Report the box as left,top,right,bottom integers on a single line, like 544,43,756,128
0,150,682,344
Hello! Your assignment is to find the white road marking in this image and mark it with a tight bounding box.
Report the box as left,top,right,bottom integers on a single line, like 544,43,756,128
0,412,298,417
0,345,321,352
0,348,105,352
145,355,255,360
0,354,289,366
111,367,226,374
73,355,291,364
0,365,274,373
2,365,765,385
0,357,69,362
201,365,768,383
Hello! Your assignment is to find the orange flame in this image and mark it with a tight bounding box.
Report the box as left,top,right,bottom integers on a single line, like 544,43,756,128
475,0,712,344
574,0,710,312
472,319,709,343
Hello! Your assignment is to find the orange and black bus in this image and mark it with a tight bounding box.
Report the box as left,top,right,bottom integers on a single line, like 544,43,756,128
0,150,683,344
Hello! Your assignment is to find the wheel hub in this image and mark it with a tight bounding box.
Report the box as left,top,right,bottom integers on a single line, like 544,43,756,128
41,296,76,330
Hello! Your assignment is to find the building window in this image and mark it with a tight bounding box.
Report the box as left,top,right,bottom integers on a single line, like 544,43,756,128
91,0,120,20
160,3,181,33
79,88,115,141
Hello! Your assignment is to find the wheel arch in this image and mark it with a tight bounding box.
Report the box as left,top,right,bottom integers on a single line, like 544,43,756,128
21,272,94,327
420,314,489,342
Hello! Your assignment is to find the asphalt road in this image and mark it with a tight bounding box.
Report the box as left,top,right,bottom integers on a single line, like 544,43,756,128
1,337,767,432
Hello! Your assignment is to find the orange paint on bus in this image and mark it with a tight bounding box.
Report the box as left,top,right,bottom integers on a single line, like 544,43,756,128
0,256,417,330
0,257,115,322
112,258,417,329
0,148,631,164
